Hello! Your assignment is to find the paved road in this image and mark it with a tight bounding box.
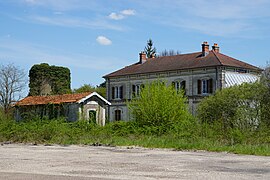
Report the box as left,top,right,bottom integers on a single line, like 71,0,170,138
0,144,269,179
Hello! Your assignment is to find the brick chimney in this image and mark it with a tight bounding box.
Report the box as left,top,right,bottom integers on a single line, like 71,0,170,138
139,51,147,64
212,43,220,53
202,41,209,57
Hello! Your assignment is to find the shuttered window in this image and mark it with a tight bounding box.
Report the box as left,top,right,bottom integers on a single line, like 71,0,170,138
198,79,213,94
115,110,121,121
112,86,124,99
132,84,143,97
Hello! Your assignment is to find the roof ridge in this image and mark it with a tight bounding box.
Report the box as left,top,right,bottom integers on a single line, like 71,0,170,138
211,50,222,65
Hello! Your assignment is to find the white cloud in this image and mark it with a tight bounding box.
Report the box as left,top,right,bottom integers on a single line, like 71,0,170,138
108,12,124,20
121,9,135,16
96,36,112,45
108,9,136,20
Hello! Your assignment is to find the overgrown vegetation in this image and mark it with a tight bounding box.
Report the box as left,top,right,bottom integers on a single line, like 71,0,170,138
1,78,270,156
128,81,194,135
29,63,71,95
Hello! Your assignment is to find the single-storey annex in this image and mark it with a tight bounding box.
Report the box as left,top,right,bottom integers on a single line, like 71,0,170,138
14,92,111,126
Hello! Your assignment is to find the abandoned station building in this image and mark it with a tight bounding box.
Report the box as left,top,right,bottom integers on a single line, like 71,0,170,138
103,42,262,121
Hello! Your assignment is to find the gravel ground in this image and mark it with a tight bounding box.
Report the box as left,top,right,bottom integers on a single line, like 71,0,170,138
0,144,269,180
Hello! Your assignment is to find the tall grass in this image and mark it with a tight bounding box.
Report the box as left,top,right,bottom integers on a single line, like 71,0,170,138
0,116,270,156
0,107,269,155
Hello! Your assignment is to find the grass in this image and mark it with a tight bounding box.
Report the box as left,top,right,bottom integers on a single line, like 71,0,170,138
0,118,269,156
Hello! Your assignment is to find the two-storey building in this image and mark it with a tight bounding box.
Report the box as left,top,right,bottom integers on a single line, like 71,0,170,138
103,42,262,121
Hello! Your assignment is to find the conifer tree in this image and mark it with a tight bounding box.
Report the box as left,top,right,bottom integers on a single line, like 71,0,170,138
144,39,156,58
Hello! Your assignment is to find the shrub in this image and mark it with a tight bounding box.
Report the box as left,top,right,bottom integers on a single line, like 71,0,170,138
128,81,193,134
197,82,268,141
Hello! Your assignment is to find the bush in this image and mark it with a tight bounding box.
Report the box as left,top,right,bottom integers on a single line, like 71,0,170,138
197,82,268,142
128,81,193,134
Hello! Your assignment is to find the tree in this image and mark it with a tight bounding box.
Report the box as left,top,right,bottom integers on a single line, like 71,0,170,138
260,64,270,126
73,84,106,97
197,82,267,132
159,49,181,57
144,39,156,58
0,64,26,114
128,81,192,134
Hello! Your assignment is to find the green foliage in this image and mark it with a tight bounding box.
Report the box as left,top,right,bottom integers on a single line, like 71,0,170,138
29,63,71,95
197,82,270,143
73,84,106,97
144,39,156,58
128,81,193,134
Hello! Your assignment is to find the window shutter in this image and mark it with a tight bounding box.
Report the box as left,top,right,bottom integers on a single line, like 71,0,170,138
172,82,175,89
120,86,123,99
181,81,186,95
197,80,201,94
209,79,213,93
132,85,135,93
112,87,115,99
132,85,136,97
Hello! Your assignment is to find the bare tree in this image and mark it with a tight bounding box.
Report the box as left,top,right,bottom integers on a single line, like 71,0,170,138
0,64,26,114
158,49,181,57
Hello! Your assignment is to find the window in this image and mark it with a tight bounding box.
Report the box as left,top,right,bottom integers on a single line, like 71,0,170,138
132,84,144,97
115,110,121,121
112,86,123,99
172,80,186,94
198,79,213,95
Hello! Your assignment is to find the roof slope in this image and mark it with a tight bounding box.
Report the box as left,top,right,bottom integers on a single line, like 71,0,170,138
15,92,92,106
104,51,261,78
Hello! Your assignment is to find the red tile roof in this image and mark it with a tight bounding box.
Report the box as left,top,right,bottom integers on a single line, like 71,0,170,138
15,92,92,106
104,50,261,78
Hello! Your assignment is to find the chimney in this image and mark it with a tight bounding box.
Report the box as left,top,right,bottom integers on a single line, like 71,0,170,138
212,43,220,53
202,41,209,57
150,53,156,59
139,51,147,63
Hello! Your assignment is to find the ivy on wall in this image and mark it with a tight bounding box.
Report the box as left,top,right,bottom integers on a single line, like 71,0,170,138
29,63,71,96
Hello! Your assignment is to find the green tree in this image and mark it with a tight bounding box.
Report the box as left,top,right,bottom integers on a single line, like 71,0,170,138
144,39,156,58
73,84,106,97
197,82,267,133
128,81,192,134
260,64,270,126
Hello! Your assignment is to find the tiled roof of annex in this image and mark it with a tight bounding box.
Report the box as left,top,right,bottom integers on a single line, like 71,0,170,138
15,92,92,106
104,50,261,78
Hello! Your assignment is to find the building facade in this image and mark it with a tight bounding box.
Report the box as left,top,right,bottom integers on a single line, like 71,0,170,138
15,92,111,126
103,42,261,121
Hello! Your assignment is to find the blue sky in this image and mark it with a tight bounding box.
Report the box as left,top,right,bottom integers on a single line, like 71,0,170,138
1,0,270,90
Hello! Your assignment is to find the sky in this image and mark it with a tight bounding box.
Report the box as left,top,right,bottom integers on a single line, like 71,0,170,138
1,0,270,90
